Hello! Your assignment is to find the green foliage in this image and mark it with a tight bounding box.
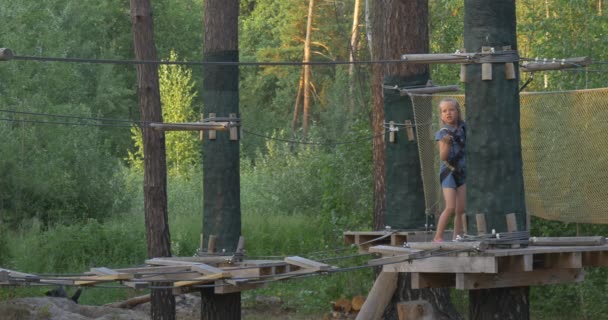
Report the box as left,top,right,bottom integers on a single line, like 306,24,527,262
128,51,200,177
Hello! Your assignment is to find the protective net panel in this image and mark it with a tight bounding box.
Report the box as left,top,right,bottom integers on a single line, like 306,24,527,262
410,88,608,224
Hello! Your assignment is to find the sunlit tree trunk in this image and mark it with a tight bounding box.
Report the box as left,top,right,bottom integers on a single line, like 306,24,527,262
302,0,314,137
129,0,175,319
348,0,362,113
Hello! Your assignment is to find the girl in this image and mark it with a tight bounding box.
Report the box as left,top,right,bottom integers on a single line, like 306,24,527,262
433,98,466,242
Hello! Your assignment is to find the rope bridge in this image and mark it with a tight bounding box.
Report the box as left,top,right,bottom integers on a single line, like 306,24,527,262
410,87,608,224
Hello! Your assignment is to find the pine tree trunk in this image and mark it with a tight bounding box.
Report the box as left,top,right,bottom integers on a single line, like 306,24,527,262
302,0,314,138
464,0,529,319
201,0,241,319
370,1,461,318
348,0,361,113
129,1,175,319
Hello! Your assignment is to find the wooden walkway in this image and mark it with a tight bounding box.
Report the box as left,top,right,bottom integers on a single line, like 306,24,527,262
345,231,608,290
0,255,335,294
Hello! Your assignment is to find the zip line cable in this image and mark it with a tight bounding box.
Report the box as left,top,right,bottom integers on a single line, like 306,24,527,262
12,54,403,67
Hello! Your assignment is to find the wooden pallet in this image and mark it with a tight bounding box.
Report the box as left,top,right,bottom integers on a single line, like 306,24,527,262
344,230,453,252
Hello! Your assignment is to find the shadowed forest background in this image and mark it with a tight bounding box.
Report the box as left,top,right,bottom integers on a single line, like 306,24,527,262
0,1,607,318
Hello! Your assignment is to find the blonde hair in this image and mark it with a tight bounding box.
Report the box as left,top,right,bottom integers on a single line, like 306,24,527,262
438,98,462,125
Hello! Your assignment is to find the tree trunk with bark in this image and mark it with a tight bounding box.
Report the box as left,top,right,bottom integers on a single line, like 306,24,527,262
129,0,175,319
464,0,529,319
348,0,362,113
302,0,314,138
370,1,461,319
201,0,241,319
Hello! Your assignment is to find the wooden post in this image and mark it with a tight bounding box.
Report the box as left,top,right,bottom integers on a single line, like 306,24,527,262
459,48,467,82
506,213,518,232
405,120,414,141
207,235,217,254
389,121,396,143
355,272,398,320
199,113,205,141
229,113,238,141
476,213,487,235
481,46,492,81
208,113,217,140
462,213,468,235
503,46,516,80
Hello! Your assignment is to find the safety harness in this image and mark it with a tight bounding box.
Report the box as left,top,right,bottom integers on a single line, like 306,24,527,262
439,125,466,183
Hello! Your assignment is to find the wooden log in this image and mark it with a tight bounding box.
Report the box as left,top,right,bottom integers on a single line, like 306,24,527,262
355,272,398,320
529,236,606,246
396,300,434,320
0,48,13,61
459,48,467,82
522,56,591,72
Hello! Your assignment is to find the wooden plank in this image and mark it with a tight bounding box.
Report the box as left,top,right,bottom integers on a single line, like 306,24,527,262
539,252,582,269
383,256,497,274
214,280,266,294
355,272,398,320
173,272,228,287
114,265,192,274
75,272,132,286
145,257,229,266
530,236,606,246
190,263,226,275
405,120,414,141
208,113,217,140
497,255,533,272
582,251,608,267
455,268,584,290
284,256,331,271
411,273,455,289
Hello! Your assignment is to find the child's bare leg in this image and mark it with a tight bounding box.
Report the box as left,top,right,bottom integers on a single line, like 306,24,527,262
434,188,457,241
453,184,467,239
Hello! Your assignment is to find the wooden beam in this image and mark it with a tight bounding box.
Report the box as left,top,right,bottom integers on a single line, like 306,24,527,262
284,256,331,271
497,255,533,272
173,272,228,287
411,273,455,289
355,272,398,320
383,256,497,273
403,241,488,251
540,252,582,269
455,268,584,290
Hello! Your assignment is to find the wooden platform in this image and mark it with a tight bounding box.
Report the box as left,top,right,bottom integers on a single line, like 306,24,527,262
360,240,608,290
0,255,336,294
344,230,453,252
